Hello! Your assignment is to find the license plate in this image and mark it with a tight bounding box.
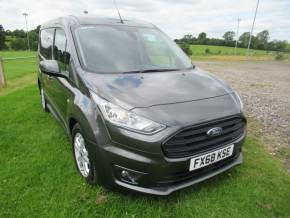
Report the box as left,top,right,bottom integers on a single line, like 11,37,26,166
189,144,234,171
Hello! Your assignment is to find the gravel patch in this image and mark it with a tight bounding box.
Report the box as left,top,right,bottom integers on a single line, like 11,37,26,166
195,60,290,161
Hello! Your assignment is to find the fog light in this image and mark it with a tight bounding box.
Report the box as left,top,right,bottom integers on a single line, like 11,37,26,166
121,170,138,184
114,165,145,185
121,170,129,178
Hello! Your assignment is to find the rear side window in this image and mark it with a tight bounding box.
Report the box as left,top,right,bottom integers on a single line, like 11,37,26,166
54,29,70,71
40,28,54,59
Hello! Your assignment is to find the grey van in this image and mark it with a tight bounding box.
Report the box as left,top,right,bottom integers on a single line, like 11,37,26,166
38,16,246,195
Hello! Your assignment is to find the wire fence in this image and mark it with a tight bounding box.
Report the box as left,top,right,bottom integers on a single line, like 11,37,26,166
0,56,37,87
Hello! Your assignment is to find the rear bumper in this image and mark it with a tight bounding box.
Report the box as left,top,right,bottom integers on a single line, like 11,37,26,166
90,130,246,196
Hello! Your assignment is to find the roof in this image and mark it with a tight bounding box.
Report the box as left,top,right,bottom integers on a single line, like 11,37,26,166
41,15,155,29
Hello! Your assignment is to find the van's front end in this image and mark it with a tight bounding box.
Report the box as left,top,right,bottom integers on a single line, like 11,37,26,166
86,89,246,195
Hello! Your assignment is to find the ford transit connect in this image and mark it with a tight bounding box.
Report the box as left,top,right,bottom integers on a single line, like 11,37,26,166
38,16,246,195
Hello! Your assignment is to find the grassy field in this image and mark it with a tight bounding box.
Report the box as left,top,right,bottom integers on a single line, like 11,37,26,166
0,50,36,58
190,45,271,56
0,51,37,82
189,45,290,61
0,51,290,217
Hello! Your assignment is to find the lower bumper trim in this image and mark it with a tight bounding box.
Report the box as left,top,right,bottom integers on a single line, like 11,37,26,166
115,152,243,196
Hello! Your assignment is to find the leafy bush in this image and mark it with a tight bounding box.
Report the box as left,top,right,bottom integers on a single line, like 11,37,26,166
275,53,287,61
10,38,27,50
205,48,211,54
178,43,192,56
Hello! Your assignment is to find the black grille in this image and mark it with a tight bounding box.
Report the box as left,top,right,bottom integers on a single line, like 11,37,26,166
163,116,246,158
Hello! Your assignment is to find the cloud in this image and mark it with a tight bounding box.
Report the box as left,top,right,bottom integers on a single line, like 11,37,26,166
0,0,289,40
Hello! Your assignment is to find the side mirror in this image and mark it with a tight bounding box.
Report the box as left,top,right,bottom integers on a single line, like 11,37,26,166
40,60,65,78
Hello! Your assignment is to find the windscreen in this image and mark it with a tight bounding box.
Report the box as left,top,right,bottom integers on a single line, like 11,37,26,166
74,25,192,73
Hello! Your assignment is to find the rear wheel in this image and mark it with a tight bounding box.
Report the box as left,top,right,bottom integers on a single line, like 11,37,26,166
72,124,98,184
40,87,49,112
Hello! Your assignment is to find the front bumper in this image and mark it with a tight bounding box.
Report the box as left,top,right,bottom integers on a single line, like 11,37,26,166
116,152,243,196
90,128,246,196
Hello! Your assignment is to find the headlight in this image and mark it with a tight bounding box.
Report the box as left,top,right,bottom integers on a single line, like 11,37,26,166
91,92,166,134
233,91,244,112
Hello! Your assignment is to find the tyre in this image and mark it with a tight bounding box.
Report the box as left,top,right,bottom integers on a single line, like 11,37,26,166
40,87,49,112
72,123,98,185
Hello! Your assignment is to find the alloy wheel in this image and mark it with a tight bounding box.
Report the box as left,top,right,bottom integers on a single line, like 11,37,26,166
74,132,90,177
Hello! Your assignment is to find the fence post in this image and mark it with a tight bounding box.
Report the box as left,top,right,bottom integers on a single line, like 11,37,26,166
0,58,7,87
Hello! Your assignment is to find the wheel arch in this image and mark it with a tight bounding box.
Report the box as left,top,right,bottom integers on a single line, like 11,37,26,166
37,78,41,92
69,117,78,136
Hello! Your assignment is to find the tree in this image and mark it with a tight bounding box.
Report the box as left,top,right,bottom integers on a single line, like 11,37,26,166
257,30,269,43
268,40,287,51
180,34,194,44
198,32,206,41
256,30,269,50
36,25,41,35
0,25,6,50
28,31,38,50
223,31,235,41
2,25,40,51
197,32,207,44
174,30,290,52
183,34,193,40
239,32,251,48
12,29,26,38
26,25,41,51
5,29,12,36
10,38,26,50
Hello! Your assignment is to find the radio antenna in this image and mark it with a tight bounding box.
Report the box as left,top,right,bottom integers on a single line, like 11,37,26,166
113,0,124,23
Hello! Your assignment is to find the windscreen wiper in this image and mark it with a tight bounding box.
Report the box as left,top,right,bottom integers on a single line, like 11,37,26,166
122,67,194,74
122,70,143,74
141,69,182,73
122,69,179,74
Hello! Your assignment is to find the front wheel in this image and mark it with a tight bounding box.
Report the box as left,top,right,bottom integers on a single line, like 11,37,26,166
72,124,98,184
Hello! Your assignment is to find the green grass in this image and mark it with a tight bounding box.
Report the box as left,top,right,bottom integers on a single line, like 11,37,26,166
190,45,271,56
0,85,290,217
188,45,288,61
0,50,290,217
0,50,36,58
0,51,37,82
2,58,37,81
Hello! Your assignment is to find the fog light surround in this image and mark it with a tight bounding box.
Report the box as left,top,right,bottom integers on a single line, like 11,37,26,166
114,165,146,185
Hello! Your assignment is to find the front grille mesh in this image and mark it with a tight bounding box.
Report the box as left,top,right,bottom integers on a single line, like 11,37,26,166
162,116,246,158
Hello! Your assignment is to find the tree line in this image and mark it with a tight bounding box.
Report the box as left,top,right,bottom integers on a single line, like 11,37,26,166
175,30,289,53
0,24,289,53
0,25,40,50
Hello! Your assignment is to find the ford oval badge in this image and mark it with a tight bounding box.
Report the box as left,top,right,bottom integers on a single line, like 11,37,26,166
207,127,223,137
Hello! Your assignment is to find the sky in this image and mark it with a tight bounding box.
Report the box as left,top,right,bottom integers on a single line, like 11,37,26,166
0,0,290,41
